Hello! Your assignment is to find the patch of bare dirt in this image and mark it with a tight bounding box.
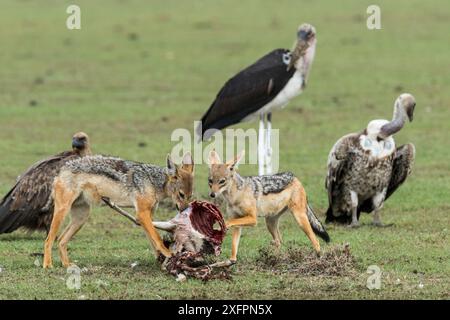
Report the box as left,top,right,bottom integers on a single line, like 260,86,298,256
255,243,358,277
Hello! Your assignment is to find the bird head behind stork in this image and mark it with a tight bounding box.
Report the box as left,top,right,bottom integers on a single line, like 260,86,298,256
71,132,91,156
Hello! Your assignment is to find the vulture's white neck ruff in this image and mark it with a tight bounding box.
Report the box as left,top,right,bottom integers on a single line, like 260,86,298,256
360,120,396,158
359,135,395,159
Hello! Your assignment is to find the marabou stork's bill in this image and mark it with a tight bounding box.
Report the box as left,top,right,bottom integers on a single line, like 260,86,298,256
0,132,92,234
325,94,416,228
197,23,317,175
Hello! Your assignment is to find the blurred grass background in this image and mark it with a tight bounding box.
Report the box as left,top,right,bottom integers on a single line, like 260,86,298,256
0,0,448,299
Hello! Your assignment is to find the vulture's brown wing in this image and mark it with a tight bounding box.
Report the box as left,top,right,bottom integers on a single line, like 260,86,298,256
0,151,77,233
385,143,415,200
358,143,415,215
325,134,359,203
325,133,359,223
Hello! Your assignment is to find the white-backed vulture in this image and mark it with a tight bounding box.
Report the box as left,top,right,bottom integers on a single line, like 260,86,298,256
325,94,416,227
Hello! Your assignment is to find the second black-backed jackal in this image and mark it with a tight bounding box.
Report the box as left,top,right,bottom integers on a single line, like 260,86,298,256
43,153,194,269
208,150,329,262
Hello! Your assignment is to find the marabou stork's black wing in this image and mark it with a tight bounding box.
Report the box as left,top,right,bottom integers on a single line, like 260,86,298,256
197,49,295,140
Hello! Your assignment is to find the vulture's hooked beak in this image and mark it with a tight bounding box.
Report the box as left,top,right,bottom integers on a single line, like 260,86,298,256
72,138,85,149
400,93,416,122
407,102,415,122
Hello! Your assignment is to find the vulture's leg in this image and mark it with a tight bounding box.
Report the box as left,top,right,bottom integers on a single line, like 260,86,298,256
258,113,266,175
373,210,382,226
348,191,360,228
371,190,390,227
265,113,273,174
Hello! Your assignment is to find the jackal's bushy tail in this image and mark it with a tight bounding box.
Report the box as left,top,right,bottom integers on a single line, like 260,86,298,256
306,202,330,242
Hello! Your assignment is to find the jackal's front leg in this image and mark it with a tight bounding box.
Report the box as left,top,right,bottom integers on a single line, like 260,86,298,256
230,227,242,262
226,215,257,228
225,207,257,261
226,205,258,229
136,196,172,258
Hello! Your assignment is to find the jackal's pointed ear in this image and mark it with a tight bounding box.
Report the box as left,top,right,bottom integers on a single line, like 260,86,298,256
226,150,245,171
181,152,194,174
208,150,221,167
166,154,177,176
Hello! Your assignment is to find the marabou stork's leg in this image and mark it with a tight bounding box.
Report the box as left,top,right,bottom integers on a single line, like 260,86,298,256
258,113,266,175
265,113,273,174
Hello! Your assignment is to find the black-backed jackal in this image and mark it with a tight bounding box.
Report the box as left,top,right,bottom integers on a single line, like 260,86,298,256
43,153,194,269
207,150,329,262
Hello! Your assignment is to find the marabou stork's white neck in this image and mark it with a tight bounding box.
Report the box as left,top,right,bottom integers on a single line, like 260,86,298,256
296,37,316,84
288,23,317,81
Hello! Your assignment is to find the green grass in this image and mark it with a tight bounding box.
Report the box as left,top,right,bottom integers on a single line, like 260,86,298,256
0,0,449,299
